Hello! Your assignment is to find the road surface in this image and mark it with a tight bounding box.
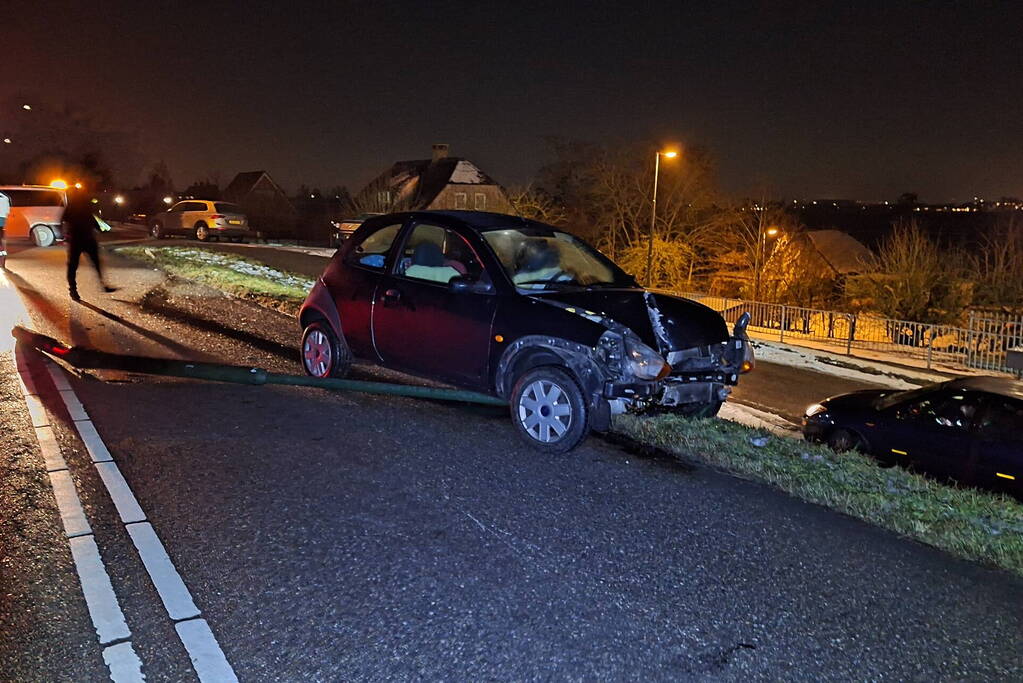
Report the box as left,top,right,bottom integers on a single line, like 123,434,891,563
2,232,1021,680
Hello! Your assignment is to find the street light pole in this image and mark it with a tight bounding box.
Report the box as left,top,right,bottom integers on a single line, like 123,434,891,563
645,150,677,286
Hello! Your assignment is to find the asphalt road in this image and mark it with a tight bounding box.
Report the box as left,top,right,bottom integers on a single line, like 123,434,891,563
2,232,1022,680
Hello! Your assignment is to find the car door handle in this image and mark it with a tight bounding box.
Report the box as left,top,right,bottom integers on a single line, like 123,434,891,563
382,288,401,306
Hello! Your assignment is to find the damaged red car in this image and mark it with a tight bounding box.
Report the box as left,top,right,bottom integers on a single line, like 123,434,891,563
299,211,753,452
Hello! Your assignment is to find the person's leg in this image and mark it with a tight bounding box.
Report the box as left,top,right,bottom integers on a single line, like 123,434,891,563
84,239,115,292
67,242,82,299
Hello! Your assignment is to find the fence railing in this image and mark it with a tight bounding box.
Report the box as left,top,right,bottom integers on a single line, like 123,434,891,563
672,292,1023,376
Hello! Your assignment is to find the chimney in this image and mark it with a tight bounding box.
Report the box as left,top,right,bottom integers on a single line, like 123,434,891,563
431,143,449,162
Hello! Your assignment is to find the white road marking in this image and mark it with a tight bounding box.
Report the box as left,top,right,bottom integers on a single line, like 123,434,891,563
125,522,200,621
175,619,239,683
10,303,236,680
23,393,50,427
34,426,68,471
45,361,73,390
68,535,133,645
59,389,90,420
48,469,93,538
74,418,115,462
94,462,147,524
102,641,146,683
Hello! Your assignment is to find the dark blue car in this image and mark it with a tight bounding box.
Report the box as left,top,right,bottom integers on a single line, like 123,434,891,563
803,376,1023,497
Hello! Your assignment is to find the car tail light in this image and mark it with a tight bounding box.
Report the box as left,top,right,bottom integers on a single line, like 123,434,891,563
210,214,225,219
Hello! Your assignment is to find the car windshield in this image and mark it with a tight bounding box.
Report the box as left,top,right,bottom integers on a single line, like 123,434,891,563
873,381,952,410
481,227,633,289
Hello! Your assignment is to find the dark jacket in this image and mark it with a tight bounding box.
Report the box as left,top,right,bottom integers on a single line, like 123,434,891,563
63,196,99,244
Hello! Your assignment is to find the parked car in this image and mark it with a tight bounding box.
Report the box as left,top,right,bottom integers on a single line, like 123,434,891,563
299,211,754,452
329,214,380,248
803,377,1023,497
0,185,66,247
127,212,148,224
148,200,249,242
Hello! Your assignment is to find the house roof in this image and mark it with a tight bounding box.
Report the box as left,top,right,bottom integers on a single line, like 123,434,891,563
369,157,500,209
804,229,874,275
223,171,287,200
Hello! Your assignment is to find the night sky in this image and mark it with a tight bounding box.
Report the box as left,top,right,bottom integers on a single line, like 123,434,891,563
4,0,1021,200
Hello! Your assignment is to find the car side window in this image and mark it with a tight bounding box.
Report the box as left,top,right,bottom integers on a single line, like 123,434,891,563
898,392,979,431
344,222,402,270
978,398,1023,441
169,203,185,212
394,223,485,285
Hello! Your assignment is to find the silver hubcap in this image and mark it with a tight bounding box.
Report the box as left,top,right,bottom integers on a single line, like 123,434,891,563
518,380,572,443
197,226,207,240
303,329,331,377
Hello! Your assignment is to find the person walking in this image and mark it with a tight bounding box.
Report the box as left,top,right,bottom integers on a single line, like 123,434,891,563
63,185,115,301
0,189,10,269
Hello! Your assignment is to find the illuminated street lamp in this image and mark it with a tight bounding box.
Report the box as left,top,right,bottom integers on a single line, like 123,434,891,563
114,195,125,205
645,150,679,285
754,224,782,301
21,104,32,111
49,179,69,190
2,138,10,144
163,196,174,205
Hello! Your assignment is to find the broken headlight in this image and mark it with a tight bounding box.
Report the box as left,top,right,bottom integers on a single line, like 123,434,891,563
624,333,671,381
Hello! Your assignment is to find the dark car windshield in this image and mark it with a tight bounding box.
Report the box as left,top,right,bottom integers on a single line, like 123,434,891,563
481,227,634,289
873,381,952,410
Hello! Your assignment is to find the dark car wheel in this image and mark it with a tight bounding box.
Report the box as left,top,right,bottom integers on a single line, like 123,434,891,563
301,321,352,379
510,366,589,454
672,400,722,418
150,222,165,239
827,428,861,452
194,223,210,242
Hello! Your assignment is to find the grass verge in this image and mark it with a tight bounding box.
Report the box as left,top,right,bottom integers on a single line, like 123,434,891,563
115,246,313,315
617,414,1023,576
118,244,1023,576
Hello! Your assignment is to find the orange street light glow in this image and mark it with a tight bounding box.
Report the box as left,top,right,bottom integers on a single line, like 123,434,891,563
49,179,69,190
74,182,83,189
114,195,125,205
766,227,780,237
662,151,678,158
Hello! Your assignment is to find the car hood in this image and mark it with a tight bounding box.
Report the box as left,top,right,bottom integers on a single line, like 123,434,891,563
528,289,729,351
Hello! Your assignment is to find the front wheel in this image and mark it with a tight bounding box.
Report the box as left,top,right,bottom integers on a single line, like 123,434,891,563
194,223,210,242
150,222,165,239
301,321,352,379
510,366,589,454
31,225,55,247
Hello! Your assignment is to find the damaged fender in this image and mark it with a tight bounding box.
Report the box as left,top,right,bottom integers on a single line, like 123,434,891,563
494,334,613,431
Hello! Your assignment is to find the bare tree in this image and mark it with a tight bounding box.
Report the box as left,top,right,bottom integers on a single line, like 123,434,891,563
507,184,568,225
845,220,972,325
970,213,1023,308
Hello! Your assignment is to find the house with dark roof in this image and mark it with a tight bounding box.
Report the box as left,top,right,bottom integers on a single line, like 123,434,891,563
223,170,296,237
355,144,512,214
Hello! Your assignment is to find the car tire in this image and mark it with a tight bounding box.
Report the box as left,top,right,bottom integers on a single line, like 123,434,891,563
510,366,589,454
194,223,210,242
827,428,861,453
301,320,352,379
151,222,165,239
31,225,55,247
672,400,722,418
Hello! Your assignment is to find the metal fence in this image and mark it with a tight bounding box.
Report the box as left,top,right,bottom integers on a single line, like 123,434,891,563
673,292,1023,376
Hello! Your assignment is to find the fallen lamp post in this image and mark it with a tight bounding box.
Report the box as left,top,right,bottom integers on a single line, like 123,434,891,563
11,325,508,407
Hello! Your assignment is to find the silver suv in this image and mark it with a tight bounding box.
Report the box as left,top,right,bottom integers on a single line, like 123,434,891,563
149,200,249,242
